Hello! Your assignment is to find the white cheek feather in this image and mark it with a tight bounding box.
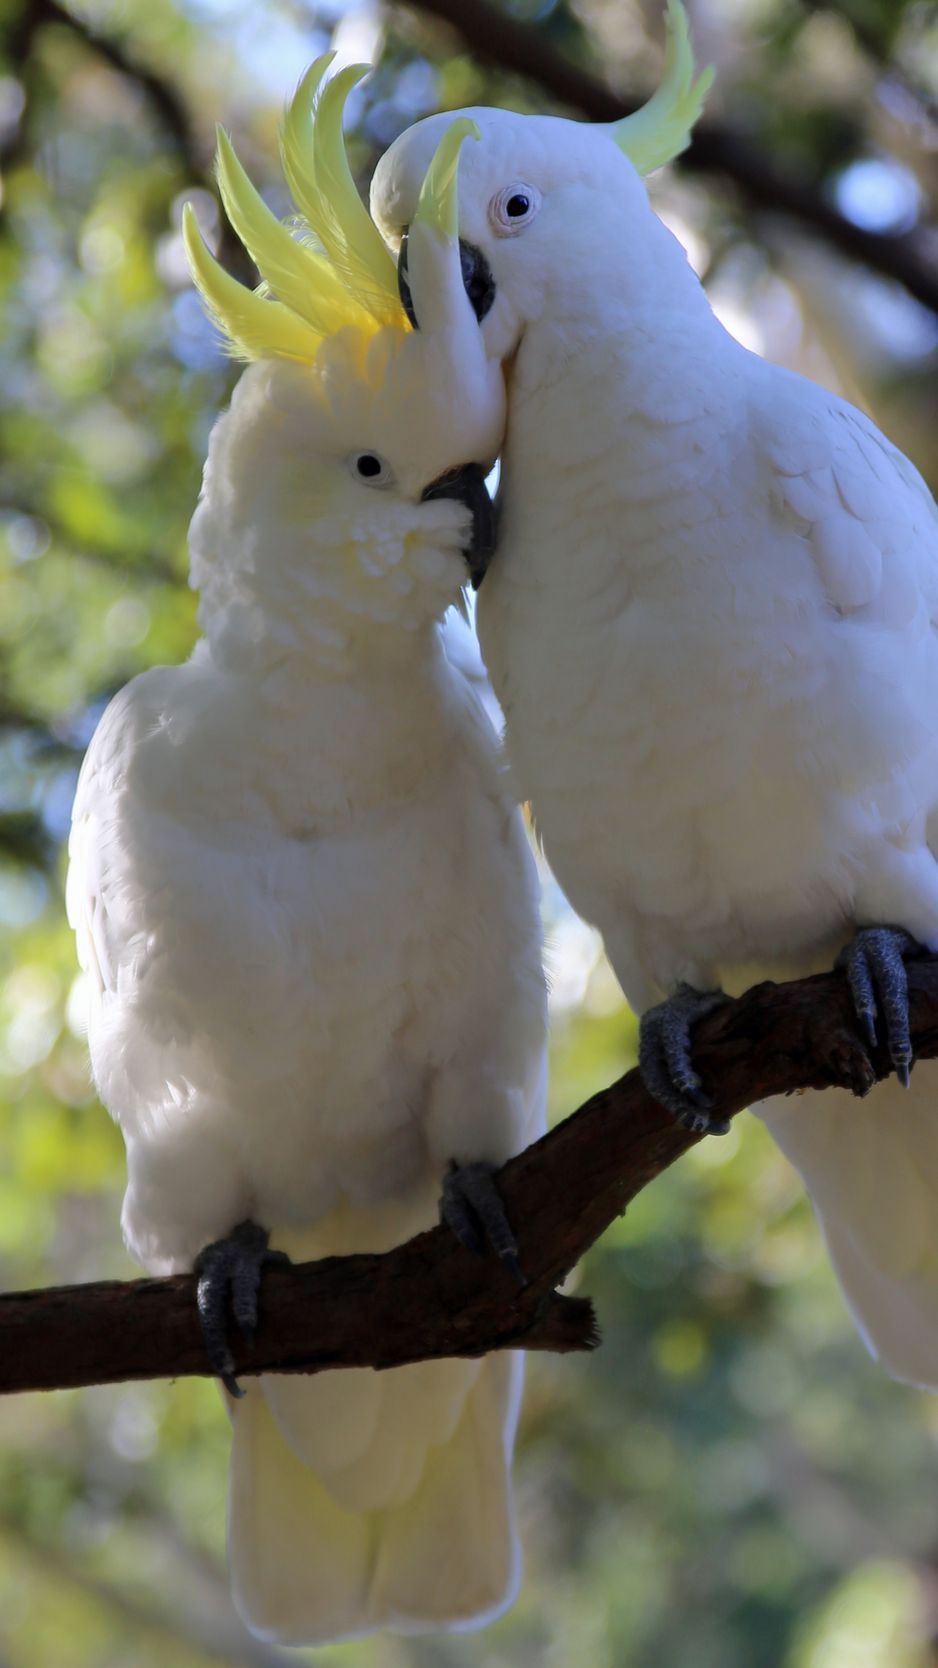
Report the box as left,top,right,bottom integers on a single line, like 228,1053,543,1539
355,538,395,577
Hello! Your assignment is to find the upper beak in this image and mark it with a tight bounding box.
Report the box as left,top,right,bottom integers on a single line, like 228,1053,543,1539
421,463,496,589
399,234,497,329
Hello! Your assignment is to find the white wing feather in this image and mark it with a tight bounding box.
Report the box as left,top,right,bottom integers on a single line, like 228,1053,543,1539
69,622,547,1641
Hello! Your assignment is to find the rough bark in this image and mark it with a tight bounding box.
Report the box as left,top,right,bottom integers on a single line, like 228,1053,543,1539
4,955,938,1395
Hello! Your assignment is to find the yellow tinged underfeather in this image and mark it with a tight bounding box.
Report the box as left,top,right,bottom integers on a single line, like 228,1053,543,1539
185,52,409,364
612,0,713,176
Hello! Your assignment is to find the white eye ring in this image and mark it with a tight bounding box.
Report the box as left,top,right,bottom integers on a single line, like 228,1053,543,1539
349,451,394,488
488,181,541,236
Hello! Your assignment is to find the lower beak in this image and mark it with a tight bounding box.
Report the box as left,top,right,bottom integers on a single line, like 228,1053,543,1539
398,234,497,328
421,463,496,589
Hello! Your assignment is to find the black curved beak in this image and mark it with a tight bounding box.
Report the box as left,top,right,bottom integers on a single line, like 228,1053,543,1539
421,463,496,589
398,232,497,328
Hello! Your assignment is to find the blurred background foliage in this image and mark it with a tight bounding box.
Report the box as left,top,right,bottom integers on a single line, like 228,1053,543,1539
1,0,938,1661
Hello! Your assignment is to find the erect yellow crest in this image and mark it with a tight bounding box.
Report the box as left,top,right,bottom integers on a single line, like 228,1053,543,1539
183,57,475,364
609,0,713,176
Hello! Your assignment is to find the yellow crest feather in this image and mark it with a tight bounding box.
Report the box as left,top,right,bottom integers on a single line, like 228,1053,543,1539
306,64,401,318
278,54,334,243
182,202,321,362
185,54,411,364
279,58,399,325
214,128,373,341
413,116,480,238
611,0,713,176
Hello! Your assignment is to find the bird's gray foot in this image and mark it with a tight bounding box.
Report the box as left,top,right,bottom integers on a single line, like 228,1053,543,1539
836,925,922,1089
639,983,731,1135
194,1219,290,1398
440,1160,525,1285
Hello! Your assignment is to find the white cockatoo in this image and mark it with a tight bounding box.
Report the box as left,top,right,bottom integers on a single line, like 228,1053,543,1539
68,62,547,1645
371,4,938,1388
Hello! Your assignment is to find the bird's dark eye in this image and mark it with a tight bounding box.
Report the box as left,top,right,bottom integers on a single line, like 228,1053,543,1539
349,452,393,487
489,181,542,236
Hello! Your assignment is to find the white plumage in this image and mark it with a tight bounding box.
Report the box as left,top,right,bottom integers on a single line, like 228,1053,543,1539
372,104,938,1388
68,205,546,1638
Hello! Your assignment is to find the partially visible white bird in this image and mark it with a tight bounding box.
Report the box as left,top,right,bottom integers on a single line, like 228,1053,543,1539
371,5,938,1389
68,65,546,1645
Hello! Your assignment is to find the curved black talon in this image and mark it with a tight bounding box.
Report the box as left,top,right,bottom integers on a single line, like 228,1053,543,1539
639,983,732,1135
440,1160,525,1285
836,925,922,1088
194,1218,290,1398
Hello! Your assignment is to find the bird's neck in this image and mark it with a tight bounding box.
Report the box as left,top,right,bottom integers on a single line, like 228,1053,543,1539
189,625,459,828
522,207,725,395
490,220,745,613
199,579,441,684
189,491,450,685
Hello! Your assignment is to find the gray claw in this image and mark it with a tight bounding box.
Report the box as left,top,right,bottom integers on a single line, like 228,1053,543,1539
440,1161,525,1285
639,983,731,1136
194,1219,289,1397
837,926,920,1087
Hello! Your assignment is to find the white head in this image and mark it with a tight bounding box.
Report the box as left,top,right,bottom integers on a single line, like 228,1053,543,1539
184,61,505,665
370,1,713,362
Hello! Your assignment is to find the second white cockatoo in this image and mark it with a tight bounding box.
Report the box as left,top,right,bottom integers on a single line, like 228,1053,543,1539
68,62,547,1645
371,4,938,1388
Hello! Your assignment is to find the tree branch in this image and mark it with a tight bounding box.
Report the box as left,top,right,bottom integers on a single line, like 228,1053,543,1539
4,954,938,1395
24,0,209,184
4,0,256,279
400,0,938,318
